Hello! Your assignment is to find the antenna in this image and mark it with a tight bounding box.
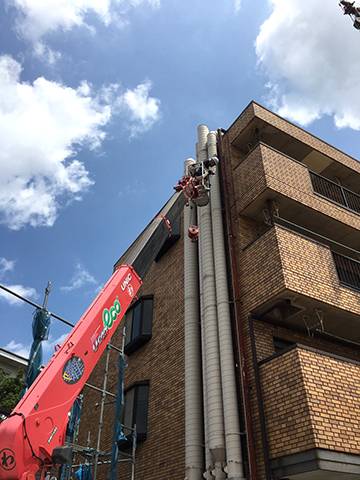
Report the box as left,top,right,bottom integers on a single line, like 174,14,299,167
42,281,51,309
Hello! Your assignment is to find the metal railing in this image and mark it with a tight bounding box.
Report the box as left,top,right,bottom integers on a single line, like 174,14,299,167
332,252,360,291
309,171,360,215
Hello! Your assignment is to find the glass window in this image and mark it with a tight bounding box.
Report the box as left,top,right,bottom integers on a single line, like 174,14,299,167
122,388,134,437
131,303,142,339
136,385,149,436
124,296,153,356
120,382,149,446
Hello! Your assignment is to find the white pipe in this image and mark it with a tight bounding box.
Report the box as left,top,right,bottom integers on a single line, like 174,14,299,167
197,130,214,480
199,222,213,480
197,125,226,480
184,158,204,480
207,132,245,480
197,125,208,163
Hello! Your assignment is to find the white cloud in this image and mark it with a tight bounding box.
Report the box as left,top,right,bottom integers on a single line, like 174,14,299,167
0,284,39,306
33,42,63,65
117,80,161,138
0,258,38,308
61,262,99,292
119,179,145,196
0,258,15,278
0,55,109,229
3,333,70,363
255,0,360,129
3,340,30,359
234,0,241,13
7,0,160,60
0,56,161,228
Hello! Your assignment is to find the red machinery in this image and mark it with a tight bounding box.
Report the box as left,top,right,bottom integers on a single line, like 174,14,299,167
0,177,204,480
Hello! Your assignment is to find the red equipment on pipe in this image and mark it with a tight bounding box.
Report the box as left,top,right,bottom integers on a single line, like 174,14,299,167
188,225,199,242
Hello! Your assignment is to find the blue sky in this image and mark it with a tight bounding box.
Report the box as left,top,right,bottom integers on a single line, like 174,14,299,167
1,0,360,364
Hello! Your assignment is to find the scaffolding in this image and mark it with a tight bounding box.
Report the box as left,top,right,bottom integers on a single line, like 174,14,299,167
59,342,136,480
0,283,136,480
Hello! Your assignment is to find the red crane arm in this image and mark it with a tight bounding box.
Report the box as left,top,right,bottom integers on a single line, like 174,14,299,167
0,265,141,480
0,178,202,480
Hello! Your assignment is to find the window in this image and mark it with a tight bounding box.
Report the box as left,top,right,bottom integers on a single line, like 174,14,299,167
119,381,149,447
155,215,181,262
124,296,153,356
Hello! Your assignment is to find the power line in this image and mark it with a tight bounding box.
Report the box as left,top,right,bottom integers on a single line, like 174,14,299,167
0,283,74,328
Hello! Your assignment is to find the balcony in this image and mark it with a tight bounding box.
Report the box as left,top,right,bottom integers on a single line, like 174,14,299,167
310,171,360,215
239,225,360,342
259,345,360,479
233,143,360,252
228,104,360,199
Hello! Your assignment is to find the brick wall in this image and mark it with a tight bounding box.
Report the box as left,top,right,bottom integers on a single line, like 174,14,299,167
238,226,286,316
221,112,360,477
260,346,360,459
225,101,256,154
301,348,360,453
277,226,360,317
226,102,360,174
236,224,360,319
260,347,315,458
232,143,360,231
231,146,267,213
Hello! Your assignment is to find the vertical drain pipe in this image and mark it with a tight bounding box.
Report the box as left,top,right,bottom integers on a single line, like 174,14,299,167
184,158,204,480
199,226,214,480
197,142,213,480
207,132,245,480
248,314,271,480
197,125,226,480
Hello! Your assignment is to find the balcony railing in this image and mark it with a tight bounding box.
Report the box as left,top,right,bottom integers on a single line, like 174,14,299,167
310,171,360,214
332,252,360,291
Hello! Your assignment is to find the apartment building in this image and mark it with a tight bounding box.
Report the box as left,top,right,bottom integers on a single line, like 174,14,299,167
78,102,360,480
0,348,27,419
0,348,28,379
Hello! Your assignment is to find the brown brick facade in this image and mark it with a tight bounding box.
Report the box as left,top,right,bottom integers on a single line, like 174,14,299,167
260,346,360,458
223,102,360,479
237,224,360,318
232,143,360,232
227,102,360,174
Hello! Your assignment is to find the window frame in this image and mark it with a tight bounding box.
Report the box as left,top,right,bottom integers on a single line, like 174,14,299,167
155,215,181,262
119,380,150,448
124,295,154,356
